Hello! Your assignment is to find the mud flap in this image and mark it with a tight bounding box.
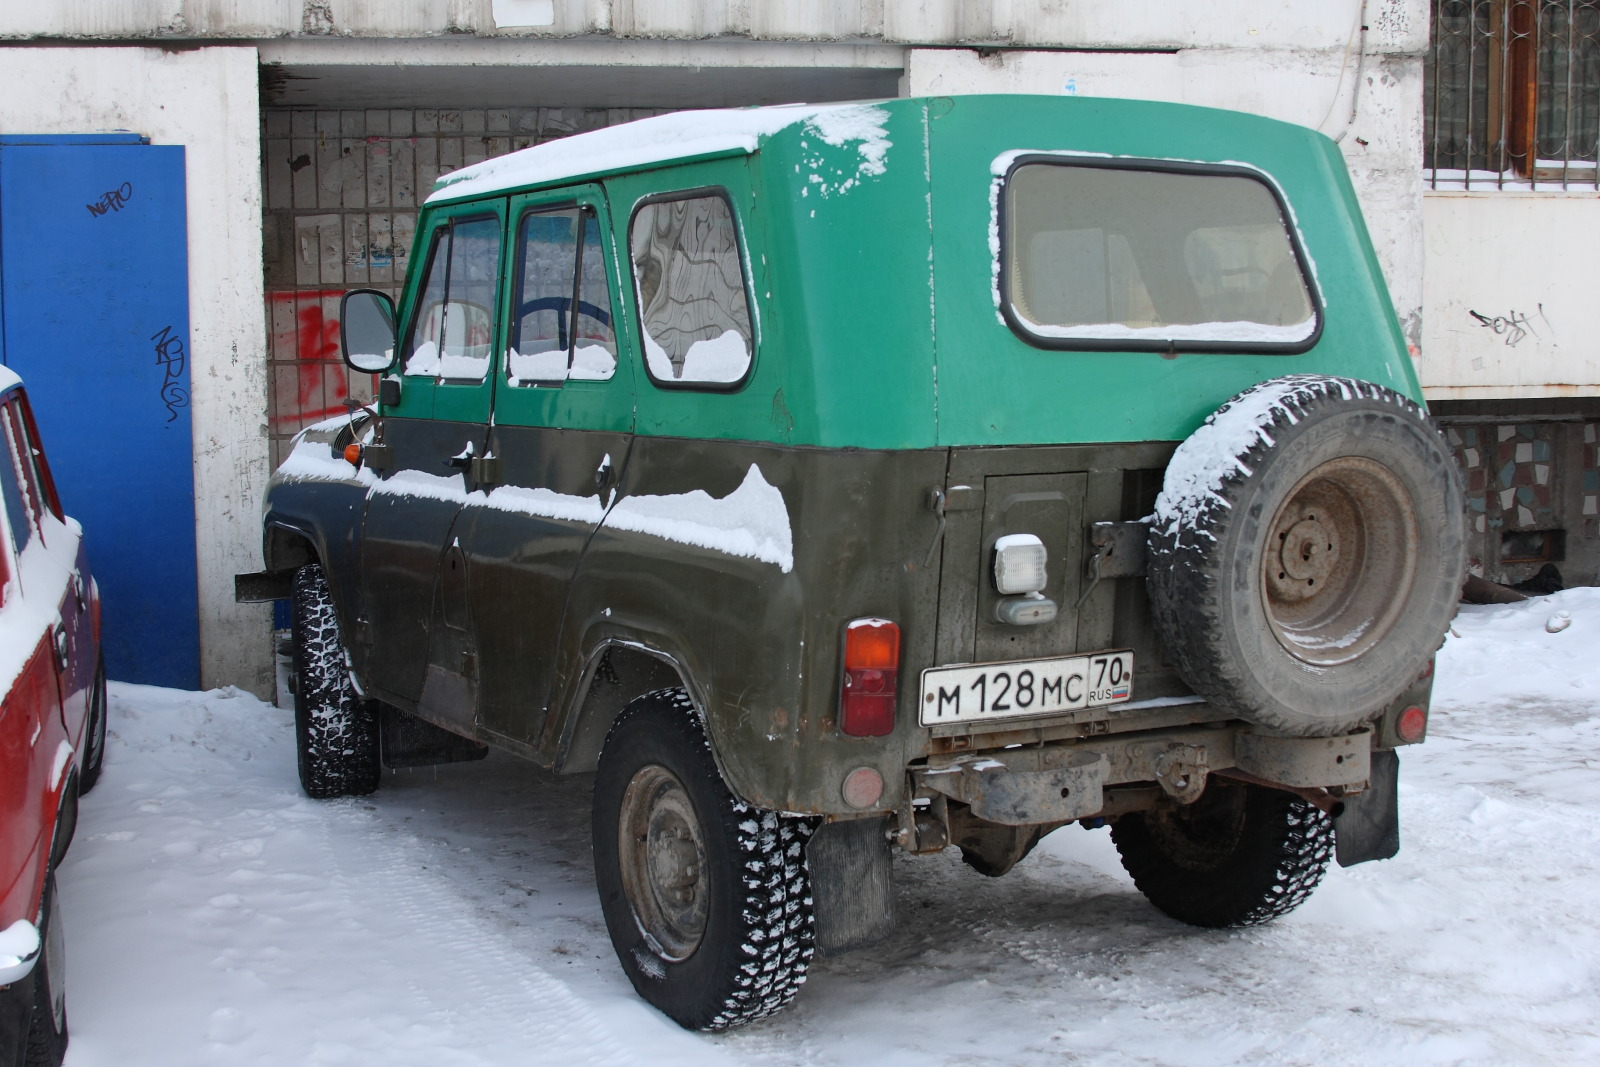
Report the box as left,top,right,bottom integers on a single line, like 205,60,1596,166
379,705,489,769
1334,749,1400,867
806,816,894,956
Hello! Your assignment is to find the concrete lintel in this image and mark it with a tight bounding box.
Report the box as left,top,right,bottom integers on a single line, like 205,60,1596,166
257,35,906,71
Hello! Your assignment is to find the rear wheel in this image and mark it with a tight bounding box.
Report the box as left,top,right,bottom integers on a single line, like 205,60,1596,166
593,688,815,1030
1110,782,1333,928
290,563,380,799
23,871,68,1067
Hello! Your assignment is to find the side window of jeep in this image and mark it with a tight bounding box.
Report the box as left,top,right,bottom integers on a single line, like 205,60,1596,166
508,206,618,385
402,215,503,382
629,192,754,388
1000,160,1318,352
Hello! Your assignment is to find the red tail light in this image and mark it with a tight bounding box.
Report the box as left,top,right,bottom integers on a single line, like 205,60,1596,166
841,618,900,737
1396,705,1428,743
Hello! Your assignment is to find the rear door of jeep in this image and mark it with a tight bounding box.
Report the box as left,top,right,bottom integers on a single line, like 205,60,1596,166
454,184,636,747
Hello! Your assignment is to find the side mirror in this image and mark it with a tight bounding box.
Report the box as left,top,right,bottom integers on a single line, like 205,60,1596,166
340,289,397,373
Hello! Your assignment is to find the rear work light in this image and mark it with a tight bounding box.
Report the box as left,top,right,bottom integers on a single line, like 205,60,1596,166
841,618,900,737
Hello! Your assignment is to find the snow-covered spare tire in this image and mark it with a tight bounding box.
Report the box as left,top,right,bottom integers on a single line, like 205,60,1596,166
1147,375,1465,737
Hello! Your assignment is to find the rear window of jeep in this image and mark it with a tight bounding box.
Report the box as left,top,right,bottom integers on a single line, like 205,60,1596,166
1000,159,1317,352
629,191,755,388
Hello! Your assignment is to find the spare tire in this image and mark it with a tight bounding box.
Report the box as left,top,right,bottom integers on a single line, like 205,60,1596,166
1146,375,1465,737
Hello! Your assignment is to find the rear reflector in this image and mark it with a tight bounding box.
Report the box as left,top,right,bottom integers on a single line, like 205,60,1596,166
841,618,900,737
1396,705,1428,743
842,767,885,809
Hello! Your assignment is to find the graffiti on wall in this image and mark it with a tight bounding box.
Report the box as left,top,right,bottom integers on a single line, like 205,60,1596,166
86,181,133,217
266,291,374,459
150,324,189,423
1467,304,1554,348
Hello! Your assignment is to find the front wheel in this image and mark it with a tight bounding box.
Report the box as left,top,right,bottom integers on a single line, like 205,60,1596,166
290,563,380,799
592,688,815,1031
1110,782,1333,928
76,655,108,795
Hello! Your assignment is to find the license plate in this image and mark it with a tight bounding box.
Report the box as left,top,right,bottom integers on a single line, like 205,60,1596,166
918,650,1134,726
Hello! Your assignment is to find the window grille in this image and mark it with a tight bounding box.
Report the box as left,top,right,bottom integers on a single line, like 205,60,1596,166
1426,0,1600,188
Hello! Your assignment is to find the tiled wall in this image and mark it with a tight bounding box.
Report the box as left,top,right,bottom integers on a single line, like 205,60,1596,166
260,106,666,466
1443,419,1600,586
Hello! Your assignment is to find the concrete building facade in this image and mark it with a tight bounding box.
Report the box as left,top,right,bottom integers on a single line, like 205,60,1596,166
2,0,1594,692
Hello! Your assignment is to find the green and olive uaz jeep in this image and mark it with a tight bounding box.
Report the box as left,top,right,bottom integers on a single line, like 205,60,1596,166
240,95,1466,1030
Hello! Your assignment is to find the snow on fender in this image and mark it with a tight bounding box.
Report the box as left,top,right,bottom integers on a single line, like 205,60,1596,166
1146,375,1466,737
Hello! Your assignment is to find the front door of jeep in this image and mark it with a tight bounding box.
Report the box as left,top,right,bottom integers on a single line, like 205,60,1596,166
357,201,505,721
456,186,635,749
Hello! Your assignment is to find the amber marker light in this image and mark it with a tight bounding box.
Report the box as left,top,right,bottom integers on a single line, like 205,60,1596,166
841,618,900,737
343,443,363,466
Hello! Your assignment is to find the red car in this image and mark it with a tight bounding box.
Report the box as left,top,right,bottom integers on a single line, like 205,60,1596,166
0,368,103,1067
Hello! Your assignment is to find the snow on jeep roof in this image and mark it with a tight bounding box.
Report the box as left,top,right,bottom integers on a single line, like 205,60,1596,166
0,365,20,395
426,102,891,203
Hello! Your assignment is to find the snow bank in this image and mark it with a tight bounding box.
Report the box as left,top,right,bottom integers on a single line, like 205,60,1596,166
1016,317,1315,345
430,104,891,204
0,919,39,984
1151,375,1361,539
0,508,82,696
643,329,750,384
279,438,794,574
59,683,741,1067
51,586,1600,1065
607,464,794,574
1434,585,1600,707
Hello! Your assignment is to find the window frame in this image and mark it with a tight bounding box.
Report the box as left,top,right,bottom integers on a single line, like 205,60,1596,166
0,394,33,563
398,211,505,385
627,186,759,394
2,395,60,535
1425,0,1600,187
506,201,618,388
995,155,1324,356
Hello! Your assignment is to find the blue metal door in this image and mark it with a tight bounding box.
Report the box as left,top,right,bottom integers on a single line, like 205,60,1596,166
0,136,198,688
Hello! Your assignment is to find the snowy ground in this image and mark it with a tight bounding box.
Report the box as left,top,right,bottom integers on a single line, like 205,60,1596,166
56,589,1600,1066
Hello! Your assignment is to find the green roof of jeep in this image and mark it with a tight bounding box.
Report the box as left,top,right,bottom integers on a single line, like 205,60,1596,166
419,96,1418,451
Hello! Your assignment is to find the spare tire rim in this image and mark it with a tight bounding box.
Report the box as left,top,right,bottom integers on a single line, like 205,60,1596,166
618,764,709,962
1262,456,1419,666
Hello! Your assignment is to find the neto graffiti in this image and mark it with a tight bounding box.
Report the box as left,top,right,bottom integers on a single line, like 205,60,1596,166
86,182,133,217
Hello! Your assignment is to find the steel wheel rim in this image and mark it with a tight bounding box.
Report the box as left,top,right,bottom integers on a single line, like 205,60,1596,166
1262,456,1419,666
617,764,709,962
44,882,66,1029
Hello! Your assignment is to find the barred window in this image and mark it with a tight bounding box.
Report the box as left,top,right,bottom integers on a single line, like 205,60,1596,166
1426,0,1600,188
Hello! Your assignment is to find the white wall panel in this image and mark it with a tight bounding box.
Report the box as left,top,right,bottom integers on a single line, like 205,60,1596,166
3,0,1427,48
1421,194,1600,399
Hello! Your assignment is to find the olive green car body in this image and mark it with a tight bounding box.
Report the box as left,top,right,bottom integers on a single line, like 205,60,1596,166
258,95,1424,822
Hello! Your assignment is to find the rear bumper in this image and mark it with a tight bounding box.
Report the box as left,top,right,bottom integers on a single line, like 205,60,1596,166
913,721,1373,827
